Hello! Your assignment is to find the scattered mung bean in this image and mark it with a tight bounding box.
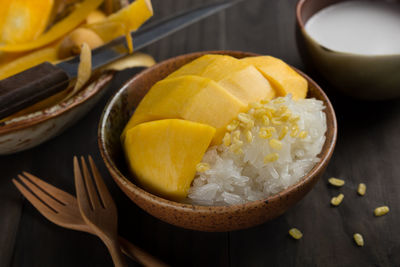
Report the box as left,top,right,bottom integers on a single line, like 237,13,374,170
374,206,389,217
353,233,364,247
331,193,344,206
289,228,303,240
328,177,345,187
357,183,366,196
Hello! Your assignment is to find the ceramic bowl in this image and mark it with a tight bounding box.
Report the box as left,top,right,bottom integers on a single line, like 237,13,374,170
296,0,400,100
98,50,337,232
0,73,114,155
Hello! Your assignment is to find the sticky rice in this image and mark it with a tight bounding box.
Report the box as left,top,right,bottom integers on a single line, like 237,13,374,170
188,95,327,205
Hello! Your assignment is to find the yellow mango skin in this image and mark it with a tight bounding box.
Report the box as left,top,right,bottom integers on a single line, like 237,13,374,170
167,55,275,104
106,0,153,33
86,10,107,24
122,75,246,144
241,56,308,100
88,0,153,53
124,119,215,200
0,0,54,45
0,0,103,52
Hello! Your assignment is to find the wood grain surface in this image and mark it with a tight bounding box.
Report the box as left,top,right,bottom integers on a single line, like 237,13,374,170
1,0,399,266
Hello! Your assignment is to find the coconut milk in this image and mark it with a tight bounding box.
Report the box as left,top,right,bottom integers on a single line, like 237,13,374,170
305,1,400,55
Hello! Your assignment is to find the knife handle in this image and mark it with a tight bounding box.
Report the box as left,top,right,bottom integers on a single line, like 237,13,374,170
0,62,70,120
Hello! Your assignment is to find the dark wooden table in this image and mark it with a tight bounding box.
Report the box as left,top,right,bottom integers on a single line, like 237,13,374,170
1,0,399,266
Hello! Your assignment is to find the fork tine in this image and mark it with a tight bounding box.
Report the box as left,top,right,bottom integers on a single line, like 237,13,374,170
18,174,65,212
74,156,93,212
22,172,76,205
14,177,168,266
88,156,114,208
12,178,58,219
13,177,92,233
80,156,102,209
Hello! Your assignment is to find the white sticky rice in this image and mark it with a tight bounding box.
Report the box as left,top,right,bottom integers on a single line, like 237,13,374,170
188,95,327,205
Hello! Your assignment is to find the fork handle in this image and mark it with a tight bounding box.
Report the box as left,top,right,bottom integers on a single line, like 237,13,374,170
118,237,169,267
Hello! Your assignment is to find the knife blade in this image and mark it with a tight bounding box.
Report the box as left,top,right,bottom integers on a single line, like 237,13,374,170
0,0,243,120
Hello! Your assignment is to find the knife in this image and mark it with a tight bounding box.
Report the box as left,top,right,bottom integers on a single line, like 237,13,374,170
0,0,243,120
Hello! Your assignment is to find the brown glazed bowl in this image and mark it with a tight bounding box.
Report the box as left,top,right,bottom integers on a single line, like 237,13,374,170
98,50,337,232
296,0,400,100
0,73,114,155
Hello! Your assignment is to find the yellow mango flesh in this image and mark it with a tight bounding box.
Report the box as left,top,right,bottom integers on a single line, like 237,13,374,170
167,55,275,103
124,119,215,200
166,54,218,78
241,56,308,100
122,75,246,144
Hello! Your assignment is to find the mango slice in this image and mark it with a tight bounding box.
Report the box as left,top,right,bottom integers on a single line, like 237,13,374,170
124,119,215,200
121,75,246,144
166,54,217,78
241,56,308,100
167,55,275,104
0,0,54,45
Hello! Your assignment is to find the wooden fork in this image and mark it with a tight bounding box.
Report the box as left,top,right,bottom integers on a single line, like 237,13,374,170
12,172,168,267
74,155,128,267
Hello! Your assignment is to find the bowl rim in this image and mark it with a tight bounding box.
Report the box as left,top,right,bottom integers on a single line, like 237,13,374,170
0,72,114,135
98,50,337,212
295,0,400,57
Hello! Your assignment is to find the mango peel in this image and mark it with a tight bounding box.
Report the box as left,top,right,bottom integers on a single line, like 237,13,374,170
88,0,153,53
0,0,103,52
0,0,54,45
